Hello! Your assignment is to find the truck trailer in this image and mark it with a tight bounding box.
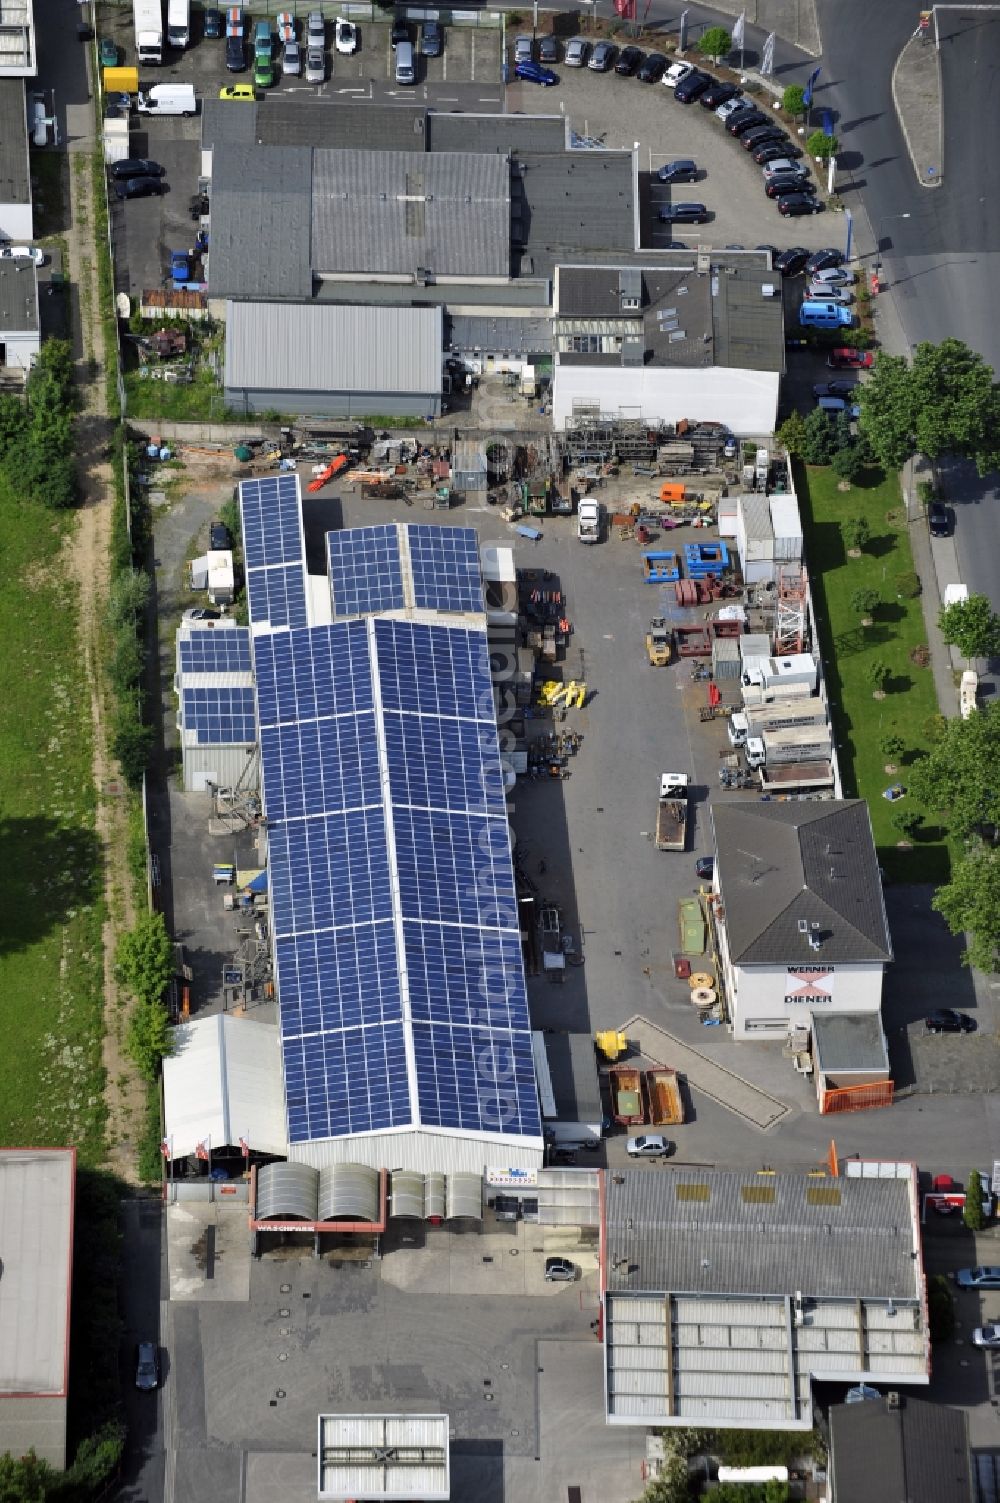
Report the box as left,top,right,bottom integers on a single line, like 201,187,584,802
133,0,164,63
167,0,190,47
655,773,689,851
729,698,828,747
609,1065,646,1126
645,1068,684,1126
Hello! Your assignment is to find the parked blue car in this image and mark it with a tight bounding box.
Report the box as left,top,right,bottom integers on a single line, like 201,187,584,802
515,59,558,86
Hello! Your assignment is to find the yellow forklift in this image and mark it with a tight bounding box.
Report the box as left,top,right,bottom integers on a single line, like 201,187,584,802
645,617,673,667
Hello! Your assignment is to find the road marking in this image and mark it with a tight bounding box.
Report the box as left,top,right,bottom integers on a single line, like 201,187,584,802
438,95,459,102
337,86,367,93
470,32,475,81
479,96,499,103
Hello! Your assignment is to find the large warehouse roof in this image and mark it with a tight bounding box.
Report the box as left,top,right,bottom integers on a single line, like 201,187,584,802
225,302,443,399
311,149,509,279
238,480,542,1172
207,144,314,300
0,1149,74,1395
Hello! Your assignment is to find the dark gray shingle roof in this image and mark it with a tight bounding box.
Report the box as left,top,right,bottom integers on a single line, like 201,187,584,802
208,144,313,300
0,79,29,208
829,1396,972,1503
512,152,635,279
428,112,566,155
712,800,892,964
605,1168,918,1299
0,260,38,332
202,98,427,152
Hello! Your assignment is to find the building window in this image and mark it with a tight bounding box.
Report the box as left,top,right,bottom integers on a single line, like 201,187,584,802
570,335,603,355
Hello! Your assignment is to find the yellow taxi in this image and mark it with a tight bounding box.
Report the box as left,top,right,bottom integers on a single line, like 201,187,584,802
219,84,256,101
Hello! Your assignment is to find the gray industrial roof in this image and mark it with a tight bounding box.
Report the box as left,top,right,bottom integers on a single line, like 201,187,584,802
0,79,29,207
448,313,551,356
316,280,548,310
712,800,893,965
813,1012,889,1073
605,1168,918,1299
543,1032,603,1125
0,258,37,331
555,263,783,371
208,144,314,300
0,1149,74,1394
428,111,566,155
829,1395,972,1503
225,301,443,395
202,98,428,152
511,152,635,279
311,149,509,279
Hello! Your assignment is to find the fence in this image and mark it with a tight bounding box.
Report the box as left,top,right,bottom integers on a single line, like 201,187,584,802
819,1080,894,1115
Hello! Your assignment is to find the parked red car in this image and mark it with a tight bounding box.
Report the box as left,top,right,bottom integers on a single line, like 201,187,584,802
828,347,874,369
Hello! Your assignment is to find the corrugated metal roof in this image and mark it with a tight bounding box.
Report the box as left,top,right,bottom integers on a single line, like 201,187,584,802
0,1150,74,1396
318,1413,450,1501
225,301,442,396
311,149,509,279
289,1128,542,1174
605,1168,919,1299
712,800,893,964
208,144,314,300
740,493,773,542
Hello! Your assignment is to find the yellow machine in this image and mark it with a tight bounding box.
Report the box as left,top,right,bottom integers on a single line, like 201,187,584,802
645,618,673,667
595,1030,627,1062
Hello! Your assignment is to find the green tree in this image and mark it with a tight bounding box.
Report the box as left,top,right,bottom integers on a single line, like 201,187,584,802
801,407,837,464
832,443,867,485
858,339,1000,476
866,658,890,695
126,997,173,1081
939,593,1000,663
776,410,808,456
880,732,905,764
851,587,880,619
806,129,838,160
927,1272,955,1341
843,515,870,552
890,807,920,841
111,709,153,789
0,1451,49,1503
115,911,174,1007
107,567,151,632
933,842,1000,971
782,84,806,116
911,704,1000,841
698,25,731,60
964,1169,987,1231
0,392,27,460
108,627,144,697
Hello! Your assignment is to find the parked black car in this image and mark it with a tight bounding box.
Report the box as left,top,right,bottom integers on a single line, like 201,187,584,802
538,33,559,63
925,1009,976,1034
777,193,824,216
700,81,740,109
391,17,411,46
741,126,788,151
658,202,709,224
422,18,442,55
115,175,166,200
135,1342,160,1392
637,51,667,82
727,110,767,135
203,6,223,36
754,140,803,165
210,520,233,551
928,500,952,537
657,158,698,183
111,158,165,180
614,44,643,75
225,33,245,69
774,246,810,276
805,248,846,275
765,174,815,199
673,68,713,102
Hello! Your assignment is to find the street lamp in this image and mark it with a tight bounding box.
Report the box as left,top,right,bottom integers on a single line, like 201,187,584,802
875,212,911,271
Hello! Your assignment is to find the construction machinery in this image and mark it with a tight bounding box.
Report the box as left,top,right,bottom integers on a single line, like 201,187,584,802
655,773,689,852
595,1030,627,1062
645,617,673,667
537,679,587,710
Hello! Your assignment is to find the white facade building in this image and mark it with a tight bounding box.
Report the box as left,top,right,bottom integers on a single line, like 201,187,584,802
711,800,893,1040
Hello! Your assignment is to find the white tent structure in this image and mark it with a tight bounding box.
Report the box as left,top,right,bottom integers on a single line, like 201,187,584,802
163,1014,287,1159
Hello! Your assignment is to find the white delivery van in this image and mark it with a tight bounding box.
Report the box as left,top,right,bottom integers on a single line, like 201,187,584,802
137,82,197,115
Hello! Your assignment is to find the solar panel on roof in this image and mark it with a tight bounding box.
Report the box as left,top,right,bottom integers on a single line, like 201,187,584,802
412,1022,540,1135
408,524,484,614
383,713,506,815
247,564,308,631
179,628,251,674
260,713,381,824
328,525,405,618
268,808,394,940
240,475,304,570
375,618,494,720
181,686,256,744
393,807,516,929
275,925,402,1037
254,623,372,730
403,923,529,1030
283,1020,412,1142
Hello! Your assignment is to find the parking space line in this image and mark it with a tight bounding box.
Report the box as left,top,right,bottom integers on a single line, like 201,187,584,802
470,33,475,81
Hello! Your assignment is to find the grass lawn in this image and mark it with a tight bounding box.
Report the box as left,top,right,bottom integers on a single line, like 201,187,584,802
796,463,951,884
0,479,106,1161
124,367,236,423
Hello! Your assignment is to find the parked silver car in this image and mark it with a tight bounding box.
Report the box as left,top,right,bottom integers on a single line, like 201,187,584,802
305,42,324,81
282,36,301,74
626,1133,672,1159
564,36,588,66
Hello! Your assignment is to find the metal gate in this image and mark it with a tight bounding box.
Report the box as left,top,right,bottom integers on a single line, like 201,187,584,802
819,1081,894,1115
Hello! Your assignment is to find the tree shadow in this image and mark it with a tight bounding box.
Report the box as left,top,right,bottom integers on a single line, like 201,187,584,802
0,816,103,958
876,602,907,624
809,519,847,570
833,623,896,657
886,674,914,696
865,532,898,560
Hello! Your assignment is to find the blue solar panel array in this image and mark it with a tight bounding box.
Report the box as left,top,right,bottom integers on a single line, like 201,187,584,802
250,521,541,1147
408,525,484,614
241,475,304,570
181,686,257,745
247,564,309,631
328,525,405,619
179,628,251,674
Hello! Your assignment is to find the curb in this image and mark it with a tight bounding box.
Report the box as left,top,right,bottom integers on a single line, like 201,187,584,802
891,33,944,189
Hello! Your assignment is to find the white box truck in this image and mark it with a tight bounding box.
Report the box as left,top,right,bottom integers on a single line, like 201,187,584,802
167,0,190,48
133,0,164,63
577,498,601,543
137,82,196,115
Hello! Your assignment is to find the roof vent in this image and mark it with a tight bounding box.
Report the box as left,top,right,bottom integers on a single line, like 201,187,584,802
887,1390,900,1409
761,282,778,298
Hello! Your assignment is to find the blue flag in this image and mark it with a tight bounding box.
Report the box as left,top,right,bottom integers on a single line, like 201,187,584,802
803,65,821,107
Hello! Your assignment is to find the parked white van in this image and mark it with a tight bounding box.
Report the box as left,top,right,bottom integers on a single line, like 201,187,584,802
137,83,197,115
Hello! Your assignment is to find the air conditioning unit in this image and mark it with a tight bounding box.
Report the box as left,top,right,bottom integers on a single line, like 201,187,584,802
887,1391,900,1410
